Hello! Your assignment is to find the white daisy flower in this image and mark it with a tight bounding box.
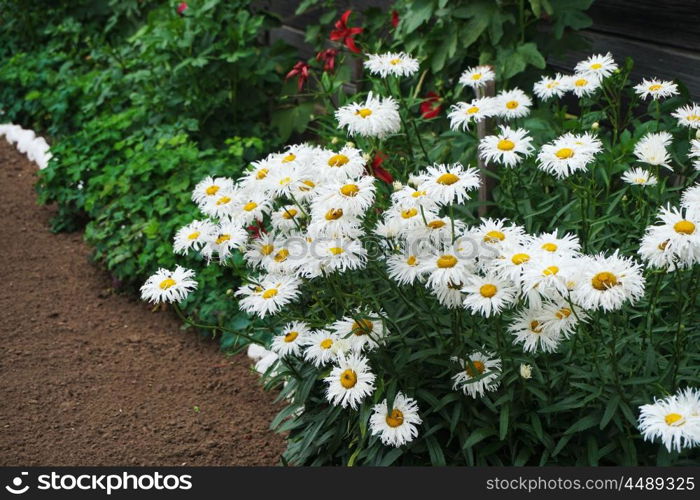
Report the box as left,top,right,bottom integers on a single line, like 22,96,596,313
622,167,658,186
634,131,673,170
451,351,501,399
303,330,340,367
386,251,423,286
478,126,534,167
140,266,197,304
447,97,497,131
634,78,679,100
540,300,586,339
574,52,618,79
689,139,700,171
494,88,532,119
270,204,306,233
681,184,700,214
200,187,239,219
235,274,302,318
330,312,387,352
192,176,234,205
415,163,481,206
370,392,422,447
533,73,568,100
270,321,312,357
537,132,602,178
335,92,401,138
430,279,468,309
390,185,439,212
307,206,363,238
672,103,700,129
364,52,419,78
643,205,700,268
420,250,474,289
462,272,518,317
520,253,574,308
239,159,275,193
491,245,534,281
311,175,376,217
527,231,581,256
267,144,318,170
571,251,645,312
468,218,527,258
638,226,682,271
200,222,248,263
508,306,562,353
173,219,218,255
313,146,367,182
308,237,368,276
243,232,278,270
565,73,603,98
229,192,272,226
324,354,376,409
639,392,700,452
459,65,495,89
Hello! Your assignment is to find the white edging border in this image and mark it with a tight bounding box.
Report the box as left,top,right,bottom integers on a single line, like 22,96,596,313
0,123,52,169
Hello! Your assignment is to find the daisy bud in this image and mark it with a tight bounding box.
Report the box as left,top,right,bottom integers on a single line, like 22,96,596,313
392,180,403,191
331,137,339,144
362,152,372,162
520,363,533,379
591,121,599,130
226,289,233,295
346,141,355,148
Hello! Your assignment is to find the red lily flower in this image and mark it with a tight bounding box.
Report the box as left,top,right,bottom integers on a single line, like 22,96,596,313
420,91,442,119
391,10,400,29
286,61,310,92
316,49,339,73
369,152,394,184
176,2,188,15
330,10,363,54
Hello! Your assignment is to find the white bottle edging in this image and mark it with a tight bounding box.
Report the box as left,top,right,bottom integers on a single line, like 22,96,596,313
0,123,52,169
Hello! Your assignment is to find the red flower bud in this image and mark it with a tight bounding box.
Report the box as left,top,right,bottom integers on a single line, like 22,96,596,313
391,10,400,29
176,2,188,15
420,91,442,119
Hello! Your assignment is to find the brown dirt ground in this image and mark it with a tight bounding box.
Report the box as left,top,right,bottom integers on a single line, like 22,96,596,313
0,140,286,465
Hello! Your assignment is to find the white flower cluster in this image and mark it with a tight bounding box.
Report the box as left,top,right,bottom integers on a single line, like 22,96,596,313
0,123,52,169
639,388,700,452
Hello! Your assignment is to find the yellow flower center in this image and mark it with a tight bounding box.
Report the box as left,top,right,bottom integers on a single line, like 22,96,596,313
674,220,696,235
665,413,685,426
546,81,559,89
428,220,446,229
479,284,497,298
216,234,231,245
437,255,457,268
471,73,482,81
505,100,519,109
634,177,647,184
436,173,459,185
555,148,574,159
411,190,427,198
590,63,602,70
591,271,619,290
284,331,298,343
687,114,700,121
320,338,333,349
187,231,200,240
555,308,571,320
279,176,292,186
243,201,258,211
325,208,344,220
406,255,417,266
542,242,558,252
329,247,344,255
260,244,274,256
389,58,401,65
401,208,418,219
340,369,358,388
352,319,374,336
282,153,296,163
530,320,542,333
255,168,269,180
356,108,373,118
159,278,176,290
205,185,220,195
511,253,530,265
282,208,298,219
299,179,316,191
543,265,559,276
648,84,663,91
497,139,515,151
574,78,587,87
484,230,505,243
385,409,404,428
262,288,278,299
466,360,485,377
274,249,289,262
340,184,359,197
466,106,479,114
327,154,349,167
216,196,231,206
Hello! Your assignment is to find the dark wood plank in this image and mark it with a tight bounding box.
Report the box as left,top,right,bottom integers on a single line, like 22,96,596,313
589,0,700,52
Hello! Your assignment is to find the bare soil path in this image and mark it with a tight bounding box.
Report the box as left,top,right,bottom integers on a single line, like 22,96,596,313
0,140,285,465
